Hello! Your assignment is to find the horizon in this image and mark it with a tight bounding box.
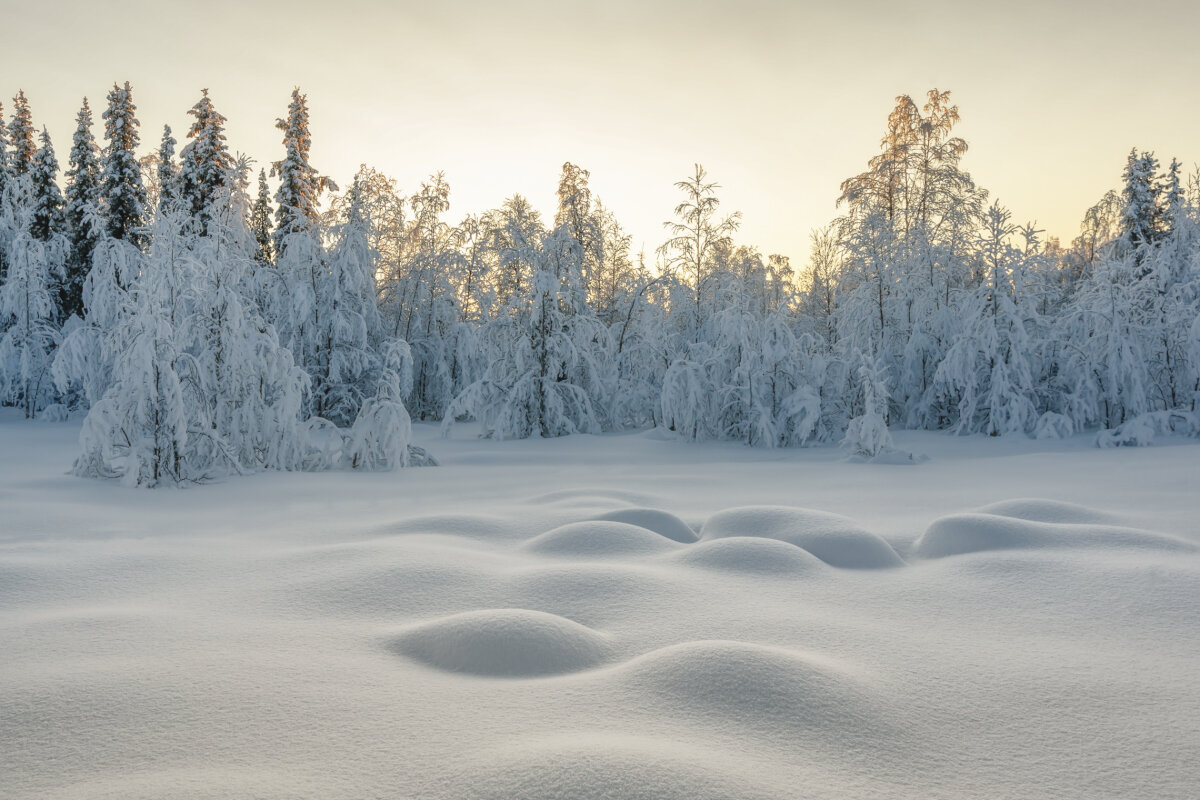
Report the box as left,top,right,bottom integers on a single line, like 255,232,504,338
4,0,1199,267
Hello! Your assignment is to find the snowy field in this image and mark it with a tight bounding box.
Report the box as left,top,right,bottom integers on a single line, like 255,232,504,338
3,411,1199,799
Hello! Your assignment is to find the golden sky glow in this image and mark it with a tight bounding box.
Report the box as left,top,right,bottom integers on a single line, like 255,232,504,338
5,0,1199,264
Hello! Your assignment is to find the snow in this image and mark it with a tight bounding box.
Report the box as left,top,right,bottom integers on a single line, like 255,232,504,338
699,505,903,568
2,412,1200,799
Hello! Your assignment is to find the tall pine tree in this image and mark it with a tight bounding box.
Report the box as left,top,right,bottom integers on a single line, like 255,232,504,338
156,124,179,214
63,98,103,320
29,129,64,244
7,91,36,176
178,89,232,234
250,169,273,263
271,88,333,256
100,81,147,248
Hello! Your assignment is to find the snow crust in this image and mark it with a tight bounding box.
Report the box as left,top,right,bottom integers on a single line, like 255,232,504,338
3,414,1200,799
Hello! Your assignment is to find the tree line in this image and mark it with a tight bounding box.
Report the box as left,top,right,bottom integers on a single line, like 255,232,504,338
0,85,1196,485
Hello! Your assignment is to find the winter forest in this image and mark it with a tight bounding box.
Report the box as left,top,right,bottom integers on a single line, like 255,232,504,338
1,84,1198,486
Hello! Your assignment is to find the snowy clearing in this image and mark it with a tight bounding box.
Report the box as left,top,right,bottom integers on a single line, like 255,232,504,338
3,413,1199,799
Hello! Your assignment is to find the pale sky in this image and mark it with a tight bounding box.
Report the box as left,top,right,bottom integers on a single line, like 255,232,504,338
5,0,1199,266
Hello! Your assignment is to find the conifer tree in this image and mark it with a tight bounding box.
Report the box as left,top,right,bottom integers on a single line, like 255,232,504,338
1120,149,1163,254
100,81,147,248
0,100,9,282
178,90,232,234
0,99,9,192
7,91,36,176
63,99,103,320
28,129,64,245
156,125,179,213
271,88,333,257
250,169,273,263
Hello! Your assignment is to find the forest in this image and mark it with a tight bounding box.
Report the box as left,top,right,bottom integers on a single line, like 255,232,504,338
0,84,1197,485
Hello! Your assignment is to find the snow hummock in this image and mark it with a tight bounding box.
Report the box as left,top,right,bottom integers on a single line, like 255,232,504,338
594,508,699,543
700,505,904,568
524,520,685,558
387,608,613,677
914,506,1197,559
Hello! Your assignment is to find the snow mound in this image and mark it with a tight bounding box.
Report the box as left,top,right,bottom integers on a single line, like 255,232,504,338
620,640,881,736
386,608,612,677
975,498,1119,525
673,537,825,576
524,521,684,558
460,738,780,800
594,508,698,543
699,506,903,568
914,513,1197,558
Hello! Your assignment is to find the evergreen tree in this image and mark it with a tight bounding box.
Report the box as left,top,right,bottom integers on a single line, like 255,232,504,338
1120,149,1163,254
63,98,103,320
156,124,179,213
28,129,64,244
7,91,36,176
0,100,9,282
100,81,147,248
0,99,9,193
271,88,333,257
250,169,273,263
178,90,232,234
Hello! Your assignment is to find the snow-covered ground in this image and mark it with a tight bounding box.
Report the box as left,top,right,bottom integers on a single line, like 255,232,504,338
3,412,1199,799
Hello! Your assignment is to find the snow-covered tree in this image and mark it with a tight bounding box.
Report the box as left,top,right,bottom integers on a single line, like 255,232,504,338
0,131,69,417
28,129,64,246
932,203,1042,436
178,90,232,235
100,82,147,249
72,192,311,486
1120,149,1164,255
63,99,103,321
313,175,384,426
346,339,413,470
841,358,895,459
0,99,9,193
443,225,610,439
271,88,333,256
156,124,179,214
7,91,36,176
1056,248,1151,430
250,169,273,263
0,228,61,417
659,164,741,335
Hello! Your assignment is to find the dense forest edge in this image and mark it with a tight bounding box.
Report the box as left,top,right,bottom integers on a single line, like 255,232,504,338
0,85,1197,486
